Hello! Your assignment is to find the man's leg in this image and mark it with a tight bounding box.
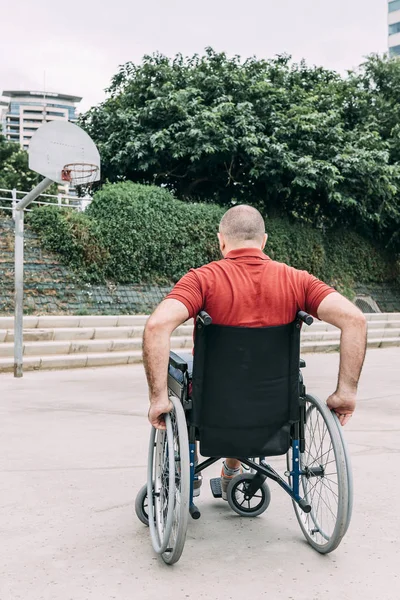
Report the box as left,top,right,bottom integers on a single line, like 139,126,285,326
225,458,241,470
221,458,243,500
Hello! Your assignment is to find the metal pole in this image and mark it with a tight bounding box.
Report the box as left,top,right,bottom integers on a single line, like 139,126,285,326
12,188,17,221
13,177,53,378
14,209,24,378
17,177,52,211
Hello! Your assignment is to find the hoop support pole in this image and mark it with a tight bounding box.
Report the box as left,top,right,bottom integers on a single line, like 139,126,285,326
14,209,24,378
14,177,53,378
17,177,53,211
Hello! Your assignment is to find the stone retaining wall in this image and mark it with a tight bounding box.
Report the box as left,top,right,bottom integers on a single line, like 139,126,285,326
0,217,170,315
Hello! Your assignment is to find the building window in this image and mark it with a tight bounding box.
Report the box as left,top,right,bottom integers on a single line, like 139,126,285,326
389,0,400,12
389,21,400,35
390,44,400,57
9,103,21,114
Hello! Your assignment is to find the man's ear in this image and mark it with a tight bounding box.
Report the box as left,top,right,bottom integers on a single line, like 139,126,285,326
217,232,226,254
261,233,268,250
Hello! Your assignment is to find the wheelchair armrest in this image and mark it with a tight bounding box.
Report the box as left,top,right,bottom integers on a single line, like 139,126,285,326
169,351,188,372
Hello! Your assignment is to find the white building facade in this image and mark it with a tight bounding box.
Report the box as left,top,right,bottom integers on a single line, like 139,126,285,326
0,90,82,150
389,0,400,57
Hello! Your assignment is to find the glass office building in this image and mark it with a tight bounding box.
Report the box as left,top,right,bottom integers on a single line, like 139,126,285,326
0,90,82,149
389,0,400,57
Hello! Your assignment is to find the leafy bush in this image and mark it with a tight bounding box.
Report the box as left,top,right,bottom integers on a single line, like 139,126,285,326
86,182,224,283
28,207,109,282
266,219,398,297
28,182,399,291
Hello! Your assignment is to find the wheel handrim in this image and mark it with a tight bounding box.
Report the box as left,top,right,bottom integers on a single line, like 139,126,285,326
164,409,183,555
297,400,343,545
160,396,190,565
155,429,170,541
147,414,175,554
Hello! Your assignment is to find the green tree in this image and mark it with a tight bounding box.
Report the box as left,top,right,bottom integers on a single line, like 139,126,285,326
0,131,41,191
81,49,400,252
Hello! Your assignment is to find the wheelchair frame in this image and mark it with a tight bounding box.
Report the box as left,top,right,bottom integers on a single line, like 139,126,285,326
136,311,353,564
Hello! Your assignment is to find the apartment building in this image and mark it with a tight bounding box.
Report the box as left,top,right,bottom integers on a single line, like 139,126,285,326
0,90,82,149
389,0,400,57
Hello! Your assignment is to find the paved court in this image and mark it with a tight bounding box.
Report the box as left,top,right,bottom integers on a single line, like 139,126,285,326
0,348,399,600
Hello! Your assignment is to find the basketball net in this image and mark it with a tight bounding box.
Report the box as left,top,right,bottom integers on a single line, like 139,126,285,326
61,163,99,187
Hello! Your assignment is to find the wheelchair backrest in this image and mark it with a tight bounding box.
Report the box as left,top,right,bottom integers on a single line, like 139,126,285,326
191,320,302,458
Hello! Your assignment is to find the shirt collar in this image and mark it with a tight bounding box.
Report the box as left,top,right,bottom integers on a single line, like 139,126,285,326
225,248,270,261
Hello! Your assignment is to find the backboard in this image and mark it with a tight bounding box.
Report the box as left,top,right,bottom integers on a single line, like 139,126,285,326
29,121,101,185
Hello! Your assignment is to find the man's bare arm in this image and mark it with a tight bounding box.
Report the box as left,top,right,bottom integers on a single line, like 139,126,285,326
143,299,189,429
317,292,367,426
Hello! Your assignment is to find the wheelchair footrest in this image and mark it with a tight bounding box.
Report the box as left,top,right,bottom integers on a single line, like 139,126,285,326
210,477,223,498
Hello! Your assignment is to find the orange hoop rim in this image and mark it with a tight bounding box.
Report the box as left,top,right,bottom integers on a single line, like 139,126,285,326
61,162,99,184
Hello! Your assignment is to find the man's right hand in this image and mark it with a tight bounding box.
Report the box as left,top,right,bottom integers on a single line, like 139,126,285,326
326,390,356,426
148,394,173,430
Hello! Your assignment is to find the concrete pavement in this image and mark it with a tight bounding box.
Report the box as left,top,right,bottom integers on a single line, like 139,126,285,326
0,348,399,600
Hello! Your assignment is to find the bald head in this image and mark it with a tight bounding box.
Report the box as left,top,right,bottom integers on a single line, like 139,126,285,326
219,205,266,244
218,205,267,256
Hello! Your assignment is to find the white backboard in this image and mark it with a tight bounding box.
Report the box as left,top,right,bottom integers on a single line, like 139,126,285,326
29,121,100,184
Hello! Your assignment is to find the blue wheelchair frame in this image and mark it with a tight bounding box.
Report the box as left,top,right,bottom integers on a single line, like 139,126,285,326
187,406,313,519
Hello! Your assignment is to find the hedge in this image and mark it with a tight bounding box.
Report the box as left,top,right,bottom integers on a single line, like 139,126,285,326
27,207,109,282
28,182,399,293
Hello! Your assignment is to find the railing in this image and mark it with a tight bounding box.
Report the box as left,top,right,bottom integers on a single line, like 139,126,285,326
0,187,92,217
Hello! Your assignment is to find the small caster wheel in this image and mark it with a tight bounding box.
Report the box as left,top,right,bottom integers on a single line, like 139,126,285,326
135,484,150,526
227,473,271,517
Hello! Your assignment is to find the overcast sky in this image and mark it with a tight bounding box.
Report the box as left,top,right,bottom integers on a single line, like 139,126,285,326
0,0,389,112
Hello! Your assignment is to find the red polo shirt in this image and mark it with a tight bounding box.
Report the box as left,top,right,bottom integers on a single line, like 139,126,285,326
166,248,335,326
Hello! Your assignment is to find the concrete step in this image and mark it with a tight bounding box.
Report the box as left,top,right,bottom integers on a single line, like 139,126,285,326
0,312,398,372
0,313,398,331
0,323,194,343
1,336,399,373
2,322,397,345
0,336,194,358
0,315,151,329
2,327,397,353
0,350,144,373
301,336,400,353
0,319,397,342
301,327,400,343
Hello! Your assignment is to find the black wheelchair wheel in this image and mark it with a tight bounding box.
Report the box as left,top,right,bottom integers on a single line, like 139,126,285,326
287,394,350,554
135,484,150,526
227,473,271,517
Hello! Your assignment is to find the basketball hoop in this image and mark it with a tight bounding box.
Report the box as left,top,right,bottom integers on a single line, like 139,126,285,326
61,162,100,186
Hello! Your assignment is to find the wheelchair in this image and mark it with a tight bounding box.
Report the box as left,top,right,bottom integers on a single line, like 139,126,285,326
135,310,353,565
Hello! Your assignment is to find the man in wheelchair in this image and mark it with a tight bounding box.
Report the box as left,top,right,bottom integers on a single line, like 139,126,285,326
140,204,367,562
